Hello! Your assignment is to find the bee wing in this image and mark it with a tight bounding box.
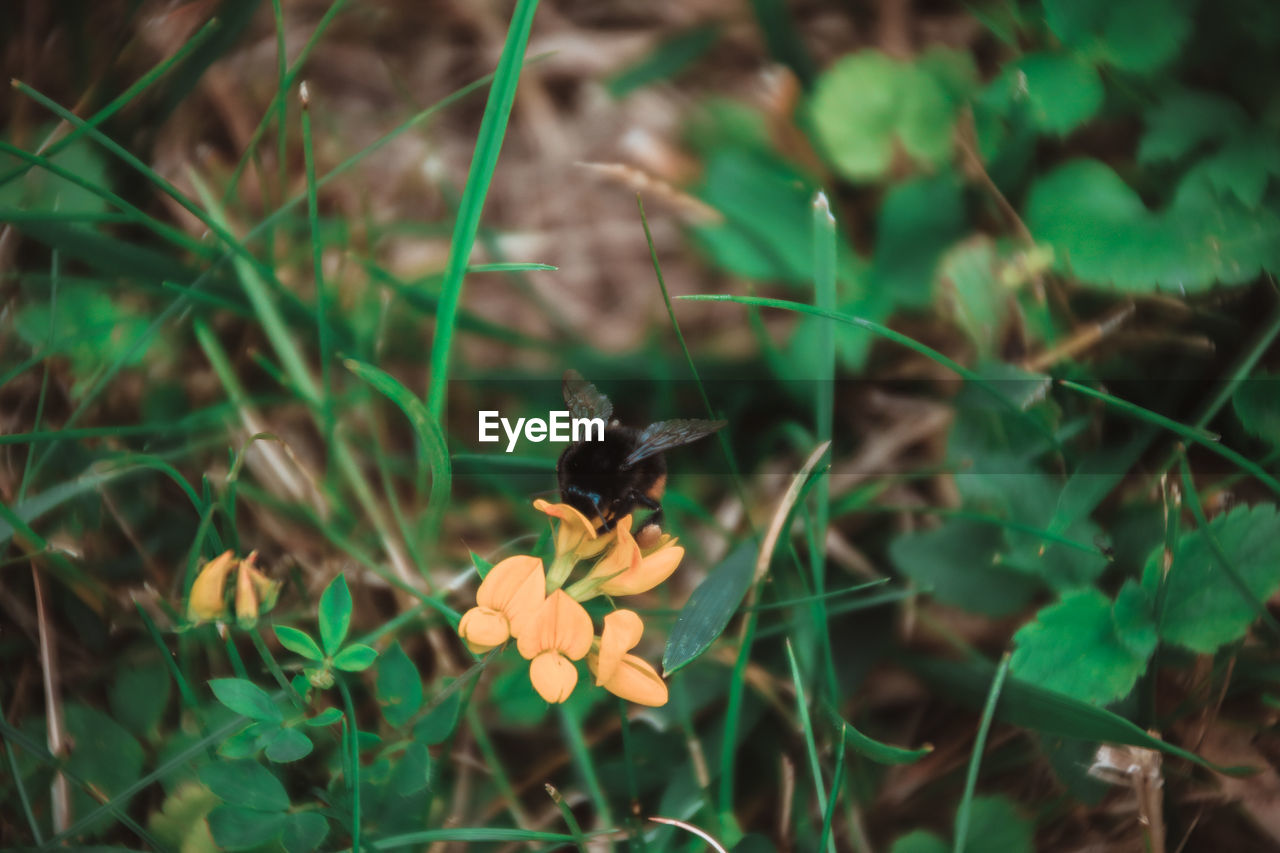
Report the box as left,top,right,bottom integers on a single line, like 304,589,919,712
624,418,727,466
562,369,613,422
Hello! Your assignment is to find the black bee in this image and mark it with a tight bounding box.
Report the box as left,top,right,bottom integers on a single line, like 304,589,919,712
557,370,726,533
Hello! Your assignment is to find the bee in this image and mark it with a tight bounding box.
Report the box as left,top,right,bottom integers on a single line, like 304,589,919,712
557,370,726,533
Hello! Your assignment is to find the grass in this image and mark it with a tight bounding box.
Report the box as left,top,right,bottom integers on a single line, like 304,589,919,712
4,3,1280,853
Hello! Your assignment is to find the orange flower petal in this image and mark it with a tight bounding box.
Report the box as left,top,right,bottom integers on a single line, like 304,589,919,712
476,555,545,632
187,550,237,623
595,610,644,685
533,499,598,556
592,652,668,707
517,589,593,661
599,543,684,597
529,651,579,703
234,560,259,628
457,607,510,653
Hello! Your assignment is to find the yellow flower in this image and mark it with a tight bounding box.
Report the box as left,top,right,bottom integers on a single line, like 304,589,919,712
533,498,600,557
570,516,684,599
187,550,237,623
516,589,593,703
457,555,545,654
588,609,668,707
234,552,280,628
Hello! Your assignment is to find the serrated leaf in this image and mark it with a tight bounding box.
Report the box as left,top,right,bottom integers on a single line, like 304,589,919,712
1138,90,1249,164
1202,132,1280,208
275,626,324,661
663,539,757,674
209,678,283,723
264,728,313,763
198,760,290,812
1010,586,1154,705
957,795,1034,853
992,52,1102,134
890,520,1042,616
207,805,288,851
810,49,974,180
332,643,378,672
1043,0,1190,73
1234,372,1280,446
318,575,353,656
281,812,329,853
1026,158,1280,291
376,641,424,728
1150,503,1280,653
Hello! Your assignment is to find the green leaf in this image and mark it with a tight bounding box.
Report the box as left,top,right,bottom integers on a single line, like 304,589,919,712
0,130,109,214
281,812,329,853
936,237,1008,356
1201,132,1280,208
890,830,949,853
388,741,433,796
957,795,1034,853
13,283,167,397
809,48,975,180
1149,503,1280,653
305,707,343,727
1234,372,1280,446
198,760,290,812
109,661,171,738
376,641,425,727
317,574,353,656
264,728,314,763
64,704,145,836
209,678,283,723
606,25,721,97
1138,89,1249,164
1025,158,1280,291
414,682,464,745
207,805,288,851
832,708,932,765
274,626,324,661
889,520,1042,616
332,643,378,672
1010,585,1154,705
1042,0,1191,73
217,722,274,759
991,52,1102,134
663,539,758,674
147,780,219,853
873,171,967,310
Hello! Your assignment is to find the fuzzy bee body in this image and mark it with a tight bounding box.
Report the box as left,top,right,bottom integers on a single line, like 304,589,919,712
556,371,723,532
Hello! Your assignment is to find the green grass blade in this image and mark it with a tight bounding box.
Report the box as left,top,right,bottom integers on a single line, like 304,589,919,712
301,86,335,437
818,726,846,853
344,358,452,554
953,653,1010,853
0,17,220,188
189,170,322,406
425,0,540,423
1057,378,1280,498
786,638,835,853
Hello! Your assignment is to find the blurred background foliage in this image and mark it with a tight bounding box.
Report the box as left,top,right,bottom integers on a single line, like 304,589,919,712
4,0,1280,851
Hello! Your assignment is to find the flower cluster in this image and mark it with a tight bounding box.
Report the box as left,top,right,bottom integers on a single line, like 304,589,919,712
457,500,682,707
187,550,280,629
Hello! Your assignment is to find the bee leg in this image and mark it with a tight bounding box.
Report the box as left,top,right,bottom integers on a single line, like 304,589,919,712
630,490,664,534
